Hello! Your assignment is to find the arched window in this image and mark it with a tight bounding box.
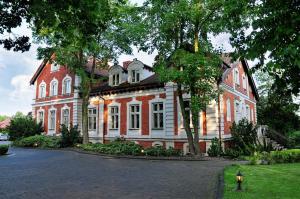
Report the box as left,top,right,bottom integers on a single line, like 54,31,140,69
39,82,46,98
50,79,58,96
226,99,231,121
62,77,71,94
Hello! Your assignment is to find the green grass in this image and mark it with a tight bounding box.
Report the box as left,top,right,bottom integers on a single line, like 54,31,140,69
224,163,300,199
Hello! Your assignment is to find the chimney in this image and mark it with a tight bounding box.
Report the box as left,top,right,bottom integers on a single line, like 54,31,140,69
122,61,132,70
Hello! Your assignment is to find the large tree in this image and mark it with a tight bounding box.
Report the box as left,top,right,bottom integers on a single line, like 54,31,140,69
130,0,244,155
31,0,133,144
228,0,300,98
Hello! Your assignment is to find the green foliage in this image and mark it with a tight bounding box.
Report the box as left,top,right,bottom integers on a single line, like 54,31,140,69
0,145,9,155
79,141,143,156
223,148,242,159
288,131,300,148
0,115,8,122
13,135,61,148
207,137,222,157
270,149,300,164
61,125,81,147
230,119,258,156
228,0,300,96
7,113,43,141
144,146,182,157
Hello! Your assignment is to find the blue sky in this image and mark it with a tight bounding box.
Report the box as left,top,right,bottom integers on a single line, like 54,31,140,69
0,0,234,116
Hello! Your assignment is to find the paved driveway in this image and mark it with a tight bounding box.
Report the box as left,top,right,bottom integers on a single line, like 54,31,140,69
0,147,235,199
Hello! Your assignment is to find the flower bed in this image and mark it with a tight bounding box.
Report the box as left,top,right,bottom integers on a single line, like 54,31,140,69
13,135,62,148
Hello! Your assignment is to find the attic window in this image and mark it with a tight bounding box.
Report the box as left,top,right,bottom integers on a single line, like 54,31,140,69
131,70,140,83
112,74,120,86
51,62,60,72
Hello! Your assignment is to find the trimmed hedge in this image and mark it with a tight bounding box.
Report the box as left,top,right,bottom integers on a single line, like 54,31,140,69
0,145,9,155
270,149,300,163
79,141,142,156
13,135,62,148
78,142,182,157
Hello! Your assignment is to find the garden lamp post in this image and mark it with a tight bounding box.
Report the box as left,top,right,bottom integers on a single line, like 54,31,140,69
236,171,243,191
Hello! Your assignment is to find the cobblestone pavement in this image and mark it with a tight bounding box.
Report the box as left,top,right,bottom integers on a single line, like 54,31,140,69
0,147,235,199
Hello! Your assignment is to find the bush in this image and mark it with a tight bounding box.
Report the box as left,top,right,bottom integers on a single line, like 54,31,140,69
207,138,223,157
288,131,300,148
144,146,182,157
61,124,81,147
230,119,258,156
223,148,242,159
79,140,143,156
7,113,43,141
13,135,61,148
0,145,9,155
270,149,300,164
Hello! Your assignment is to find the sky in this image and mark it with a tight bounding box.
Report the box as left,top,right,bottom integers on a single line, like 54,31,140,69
0,1,234,116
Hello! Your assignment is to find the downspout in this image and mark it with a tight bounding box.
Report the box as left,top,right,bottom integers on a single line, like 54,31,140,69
217,84,222,150
98,92,106,144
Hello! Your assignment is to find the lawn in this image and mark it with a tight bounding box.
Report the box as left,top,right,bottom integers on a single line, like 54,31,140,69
223,163,300,199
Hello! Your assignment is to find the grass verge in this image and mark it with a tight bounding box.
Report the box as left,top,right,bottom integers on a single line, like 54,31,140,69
223,163,300,199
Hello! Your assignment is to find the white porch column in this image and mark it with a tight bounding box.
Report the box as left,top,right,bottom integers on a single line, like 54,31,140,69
165,82,175,137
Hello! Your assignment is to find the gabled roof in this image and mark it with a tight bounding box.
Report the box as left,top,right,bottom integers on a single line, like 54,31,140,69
30,58,109,85
241,59,259,100
90,74,163,96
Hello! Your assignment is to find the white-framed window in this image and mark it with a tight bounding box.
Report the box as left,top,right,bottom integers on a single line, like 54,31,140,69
234,69,240,85
51,62,60,72
37,110,44,126
112,73,120,86
246,105,250,121
109,106,119,129
131,70,140,83
88,108,97,131
50,79,58,96
39,82,46,98
251,108,254,122
226,99,231,122
152,102,164,129
242,75,247,90
235,101,240,122
49,110,56,130
61,108,70,127
129,104,140,129
62,77,71,94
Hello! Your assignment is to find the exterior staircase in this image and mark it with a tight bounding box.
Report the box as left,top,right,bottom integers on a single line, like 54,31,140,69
257,125,286,151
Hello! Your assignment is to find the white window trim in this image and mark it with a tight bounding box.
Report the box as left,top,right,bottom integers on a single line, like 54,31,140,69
111,73,121,86
152,141,163,147
62,75,72,95
48,107,57,135
242,75,247,90
148,97,165,137
61,105,71,128
38,81,46,98
107,102,121,136
37,108,45,127
234,100,240,123
50,78,59,96
234,68,240,85
127,99,142,136
130,69,141,83
245,104,250,121
50,62,60,72
226,98,231,122
88,105,98,132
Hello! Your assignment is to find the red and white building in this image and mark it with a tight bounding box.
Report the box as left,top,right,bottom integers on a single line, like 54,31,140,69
30,57,258,154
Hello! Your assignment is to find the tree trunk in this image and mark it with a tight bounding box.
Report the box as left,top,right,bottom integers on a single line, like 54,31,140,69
177,84,195,155
82,91,89,144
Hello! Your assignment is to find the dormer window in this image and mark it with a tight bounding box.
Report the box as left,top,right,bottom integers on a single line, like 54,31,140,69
131,70,140,83
112,73,120,86
51,62,60,72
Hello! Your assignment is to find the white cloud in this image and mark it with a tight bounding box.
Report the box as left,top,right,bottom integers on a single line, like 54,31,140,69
9,75,34,101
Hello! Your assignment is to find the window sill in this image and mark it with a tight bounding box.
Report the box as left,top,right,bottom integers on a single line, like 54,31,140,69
109,128,119,130
152,128,164,130
129,128,140,130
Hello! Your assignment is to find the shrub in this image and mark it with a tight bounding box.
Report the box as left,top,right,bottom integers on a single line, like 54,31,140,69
61,124,81,147
223,148,242,159
13,135,61,148
270,149,300,164
230,119,258,156
207,137,223,157
7,113,43,141
288,131,300,148
144,146,182,157
0,145,9,155
79,140,143,156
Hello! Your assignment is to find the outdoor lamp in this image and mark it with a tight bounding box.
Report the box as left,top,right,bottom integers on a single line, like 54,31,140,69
236,171,243,191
